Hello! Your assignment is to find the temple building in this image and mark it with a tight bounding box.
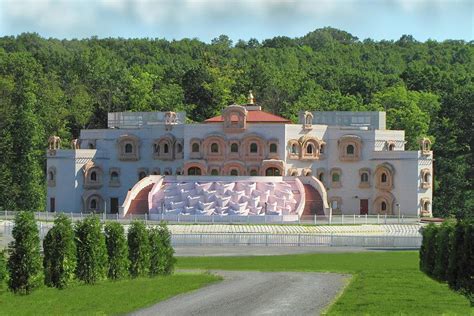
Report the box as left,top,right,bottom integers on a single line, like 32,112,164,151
46,93,433,219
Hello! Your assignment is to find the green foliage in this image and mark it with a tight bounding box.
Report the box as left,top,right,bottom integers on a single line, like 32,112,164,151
421,220,473,304
43,214,76,289
104,222,129,280
419,223,438,275
127,221,150,278
74,216,108,284
149,222,176,276
433,222,454,280
0,30,472,216
0,250,7,289
7,211,42,294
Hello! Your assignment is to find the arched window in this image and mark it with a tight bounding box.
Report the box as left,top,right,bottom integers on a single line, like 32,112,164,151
154,144,160,154
381,173,387,183
49,171,54,181
188,167,202,176
388,144,395,151
230,169,238,176
423,201,430,212
110,171,119,181
230,143,239,153
381,201,387,212
211,143,219,153
318,173,324,182
125,143,133,153
320,144,325,154
164,143,169,154
306,144,314,154
138,171,147,180
210,169,218,176
90,171,97,181
177,143,183,153
332,173,340,182
265,167,281,176
250,169,258,176
291,144,298,154
361,173,369,183
90,198,97,210
424,173,431,183
192,143,200,153
346,144,355,155
269,143,277,153
250,143,258,153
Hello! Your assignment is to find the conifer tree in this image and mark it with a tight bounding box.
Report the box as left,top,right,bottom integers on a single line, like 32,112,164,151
7,211,42,294
104,222,129,280
43,214,76,288
128,221,150,278
75,216,107,284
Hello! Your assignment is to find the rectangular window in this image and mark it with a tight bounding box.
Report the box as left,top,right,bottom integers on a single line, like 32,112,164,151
110,197,119,214
50,197,55,212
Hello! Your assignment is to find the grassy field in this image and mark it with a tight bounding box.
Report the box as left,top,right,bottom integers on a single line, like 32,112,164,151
0,273,220,315
177,251,472,315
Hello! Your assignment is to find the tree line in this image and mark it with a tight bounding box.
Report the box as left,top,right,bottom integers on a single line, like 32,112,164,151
419,221,473,305
0,28,472,218
0,212,175,294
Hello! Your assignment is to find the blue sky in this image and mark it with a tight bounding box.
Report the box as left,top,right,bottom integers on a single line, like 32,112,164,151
0,0,472,42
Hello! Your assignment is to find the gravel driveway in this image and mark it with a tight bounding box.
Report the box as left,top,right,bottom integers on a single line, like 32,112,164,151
131,270,349,316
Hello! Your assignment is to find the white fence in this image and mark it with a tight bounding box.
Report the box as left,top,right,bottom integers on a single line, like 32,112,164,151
172,233,422,248
1,222,421,249
0,211,420,225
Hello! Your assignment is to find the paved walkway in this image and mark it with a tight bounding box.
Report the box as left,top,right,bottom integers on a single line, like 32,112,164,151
173,245,416,256
131,270,349,316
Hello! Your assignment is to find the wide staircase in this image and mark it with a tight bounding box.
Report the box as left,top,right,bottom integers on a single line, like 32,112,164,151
150,180,303,216
302,184,324,216
127,184,154,214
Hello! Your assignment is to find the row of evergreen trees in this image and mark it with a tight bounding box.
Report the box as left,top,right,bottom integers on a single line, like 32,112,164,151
419,221,473,304
0,212,175,294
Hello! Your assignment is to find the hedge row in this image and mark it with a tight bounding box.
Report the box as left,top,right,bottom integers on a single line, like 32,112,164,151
3,212,175,294
419,221,473,304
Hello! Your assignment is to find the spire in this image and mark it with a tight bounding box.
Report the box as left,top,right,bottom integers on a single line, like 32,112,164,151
248,90,255,104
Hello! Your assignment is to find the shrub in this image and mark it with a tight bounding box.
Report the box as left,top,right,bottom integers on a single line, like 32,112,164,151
433,222,454,281
419,223,438,276
43,214,76,289
0,250,7,289
128,221,150,278
157,222,176,275
457,221,473,296
104,222,129,280
75,215,108,284
7,211,42,294
447,221,465,290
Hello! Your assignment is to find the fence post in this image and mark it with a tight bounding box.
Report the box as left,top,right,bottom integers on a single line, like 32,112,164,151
80,212,83,220
103,212,105,221
353,214,356,224
365,214,368,224
116,213,119,221
264,215,267,224
384,214,387,224
401,215,404,223
297,234,301,247
212,215,214,224
342,214,344,224
177,214,180,223
70,212,73,220
46,211,48,222
314,215,317,225
145,213,148,225
377,214,380,224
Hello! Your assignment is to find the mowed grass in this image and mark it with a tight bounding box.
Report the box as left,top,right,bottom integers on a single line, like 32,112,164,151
177,251,472,315
0,273,220,315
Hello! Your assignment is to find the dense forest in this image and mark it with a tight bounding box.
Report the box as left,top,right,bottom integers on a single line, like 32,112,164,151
0,28,472,217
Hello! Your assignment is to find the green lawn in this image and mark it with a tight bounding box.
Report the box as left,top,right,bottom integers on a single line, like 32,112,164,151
177,251,472,315
0,273,220,315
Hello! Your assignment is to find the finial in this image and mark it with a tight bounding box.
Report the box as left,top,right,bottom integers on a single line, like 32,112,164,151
248,90,255,104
